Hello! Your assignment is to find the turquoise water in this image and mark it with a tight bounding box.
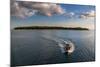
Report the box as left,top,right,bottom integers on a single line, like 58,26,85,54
11,30,95,66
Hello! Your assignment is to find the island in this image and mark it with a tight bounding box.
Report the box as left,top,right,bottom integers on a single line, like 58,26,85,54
14,26,89,30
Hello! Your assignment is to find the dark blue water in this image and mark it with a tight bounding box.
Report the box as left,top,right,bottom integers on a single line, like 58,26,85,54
11,30,95,66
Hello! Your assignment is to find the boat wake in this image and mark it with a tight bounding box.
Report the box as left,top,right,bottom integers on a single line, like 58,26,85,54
42,35,75,54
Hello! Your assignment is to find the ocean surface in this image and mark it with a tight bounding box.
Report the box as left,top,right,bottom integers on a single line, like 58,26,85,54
11,30,95,66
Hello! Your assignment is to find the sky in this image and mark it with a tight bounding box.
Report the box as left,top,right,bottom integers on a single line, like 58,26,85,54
11,0,95,29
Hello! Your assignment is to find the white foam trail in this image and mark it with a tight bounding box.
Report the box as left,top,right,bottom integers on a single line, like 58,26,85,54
58,43,66,53
42,35,75,54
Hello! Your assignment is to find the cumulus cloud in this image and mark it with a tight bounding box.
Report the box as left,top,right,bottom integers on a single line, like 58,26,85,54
11,0,65,18
64,12,75,16
79,10,95,19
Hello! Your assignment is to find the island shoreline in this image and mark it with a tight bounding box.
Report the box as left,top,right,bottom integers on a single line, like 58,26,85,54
14,26,89,30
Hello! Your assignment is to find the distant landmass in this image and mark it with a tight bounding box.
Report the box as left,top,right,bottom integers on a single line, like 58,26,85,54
14,26,89,30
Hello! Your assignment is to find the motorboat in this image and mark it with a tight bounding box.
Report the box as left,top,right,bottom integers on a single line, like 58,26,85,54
58,39,75,54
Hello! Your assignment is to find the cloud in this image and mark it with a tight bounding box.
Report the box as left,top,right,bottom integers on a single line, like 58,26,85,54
63,10,95,19
11,0,65,18
79,10,95,19
63,11,75,18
